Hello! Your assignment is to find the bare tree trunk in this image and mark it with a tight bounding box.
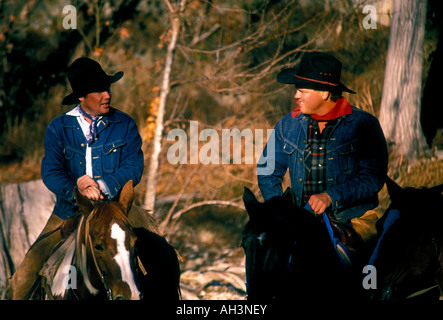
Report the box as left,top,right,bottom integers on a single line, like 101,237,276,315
379,0,429,161
0,180,54,294
144,0,187,210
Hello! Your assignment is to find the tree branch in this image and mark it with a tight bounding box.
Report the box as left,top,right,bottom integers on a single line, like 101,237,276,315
171,200,245,221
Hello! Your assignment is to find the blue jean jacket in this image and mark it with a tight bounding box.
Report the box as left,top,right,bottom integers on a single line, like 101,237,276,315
257,106,388,222
41,107,144,219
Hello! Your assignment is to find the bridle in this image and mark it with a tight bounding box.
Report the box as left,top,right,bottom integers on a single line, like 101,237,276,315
76,206,146,300
83,208,114,300
85,210,113,300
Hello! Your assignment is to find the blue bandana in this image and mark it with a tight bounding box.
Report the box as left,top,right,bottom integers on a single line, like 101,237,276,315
78,106,99,145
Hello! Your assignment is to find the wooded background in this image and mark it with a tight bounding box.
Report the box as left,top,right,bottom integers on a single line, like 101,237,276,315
1,0,442,298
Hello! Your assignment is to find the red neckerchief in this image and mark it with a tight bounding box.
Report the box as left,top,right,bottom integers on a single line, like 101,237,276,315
291,97,353,120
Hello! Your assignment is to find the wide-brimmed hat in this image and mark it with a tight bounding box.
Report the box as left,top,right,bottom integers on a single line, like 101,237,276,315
277,52,355,94
62,57,124,105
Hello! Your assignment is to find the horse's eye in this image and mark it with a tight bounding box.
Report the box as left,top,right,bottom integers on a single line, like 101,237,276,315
94,243,104,251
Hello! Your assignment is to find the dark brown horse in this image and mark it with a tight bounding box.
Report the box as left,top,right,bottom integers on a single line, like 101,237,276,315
242,177,443,301
37,181,180,301
369,178,443,300
241,187,362,301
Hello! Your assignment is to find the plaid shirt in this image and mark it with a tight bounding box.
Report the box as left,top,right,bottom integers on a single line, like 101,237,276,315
302,117,338,205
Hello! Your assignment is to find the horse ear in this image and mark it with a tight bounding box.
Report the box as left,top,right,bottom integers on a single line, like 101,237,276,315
429,183,443,195
119,180,134,215
243,187,258,217
282,187,296,208
74,187,94,215
386,176,403,199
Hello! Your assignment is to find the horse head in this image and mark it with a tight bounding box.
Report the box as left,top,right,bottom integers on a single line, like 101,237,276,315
242,187,298,300
74,180,142,300
242,187,339,300
242,187,366,300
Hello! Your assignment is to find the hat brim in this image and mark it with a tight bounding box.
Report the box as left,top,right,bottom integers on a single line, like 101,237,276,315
62,71,124,105
277,68,356,94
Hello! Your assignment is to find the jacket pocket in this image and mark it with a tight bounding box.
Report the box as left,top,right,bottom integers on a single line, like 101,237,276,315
63,146,75,160
282,142,296,155
63,146,82,177
338,142,358,174
102,140,126,173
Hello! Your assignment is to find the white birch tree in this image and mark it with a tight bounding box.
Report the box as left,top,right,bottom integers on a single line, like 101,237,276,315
143,0,187,211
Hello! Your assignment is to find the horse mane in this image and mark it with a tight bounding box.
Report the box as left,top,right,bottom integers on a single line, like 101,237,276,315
88,201,133,233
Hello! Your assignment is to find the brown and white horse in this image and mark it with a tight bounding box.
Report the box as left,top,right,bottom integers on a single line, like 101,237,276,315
40,181,180,300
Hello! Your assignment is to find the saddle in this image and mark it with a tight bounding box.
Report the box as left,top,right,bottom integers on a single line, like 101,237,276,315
327,215,364,256
60,214,82,238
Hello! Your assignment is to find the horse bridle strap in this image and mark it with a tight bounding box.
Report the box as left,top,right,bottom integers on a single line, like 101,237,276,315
405,284,439,299
85,210,113,300
405,236,440,299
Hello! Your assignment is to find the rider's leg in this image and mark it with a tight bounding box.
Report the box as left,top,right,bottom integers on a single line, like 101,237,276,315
6,214,63,299
350,206,384,246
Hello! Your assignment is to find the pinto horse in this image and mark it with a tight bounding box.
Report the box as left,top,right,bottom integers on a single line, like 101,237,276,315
369,178,443,300
241,187,362,301
35,180,180,301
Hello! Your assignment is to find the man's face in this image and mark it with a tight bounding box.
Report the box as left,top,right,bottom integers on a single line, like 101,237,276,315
294,88,328,115
79,89,111,117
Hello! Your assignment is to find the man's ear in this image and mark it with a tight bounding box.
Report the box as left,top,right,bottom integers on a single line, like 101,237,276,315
320,91,330,100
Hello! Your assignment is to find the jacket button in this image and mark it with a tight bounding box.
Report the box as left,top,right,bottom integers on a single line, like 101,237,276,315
81,143,85,147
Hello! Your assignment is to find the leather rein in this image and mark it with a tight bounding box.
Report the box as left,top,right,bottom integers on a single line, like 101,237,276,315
83,208,113,300
381,236,441,300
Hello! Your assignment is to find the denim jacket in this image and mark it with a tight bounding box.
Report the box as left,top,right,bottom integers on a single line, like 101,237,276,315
41,107,144,219
257,106,388,222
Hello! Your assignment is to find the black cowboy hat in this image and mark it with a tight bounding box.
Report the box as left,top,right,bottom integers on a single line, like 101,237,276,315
62,57,124,105
277,52,356,94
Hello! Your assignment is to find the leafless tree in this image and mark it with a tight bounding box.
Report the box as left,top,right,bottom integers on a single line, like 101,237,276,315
144,0,187,211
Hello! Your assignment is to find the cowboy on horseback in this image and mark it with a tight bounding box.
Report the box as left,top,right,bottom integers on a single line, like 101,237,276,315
6,57,149,299
257,52,388,246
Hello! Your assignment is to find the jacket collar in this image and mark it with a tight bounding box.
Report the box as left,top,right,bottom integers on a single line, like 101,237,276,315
63,106,122,141
291,97,353,120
